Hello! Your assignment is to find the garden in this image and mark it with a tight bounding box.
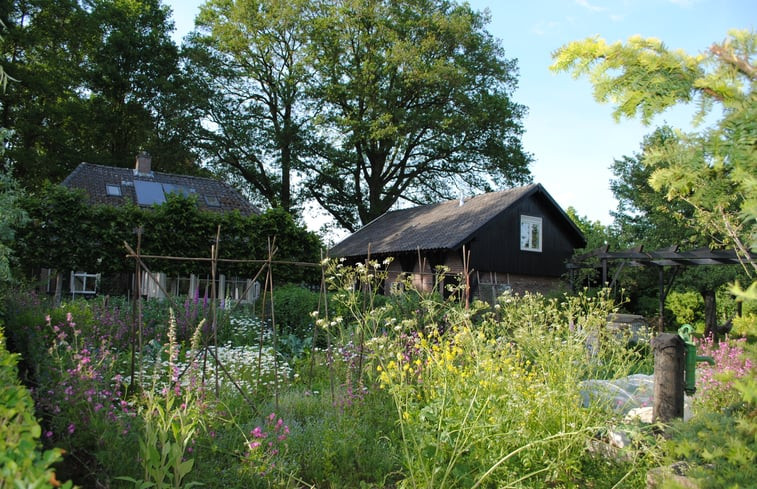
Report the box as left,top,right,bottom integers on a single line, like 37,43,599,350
2,259,756,489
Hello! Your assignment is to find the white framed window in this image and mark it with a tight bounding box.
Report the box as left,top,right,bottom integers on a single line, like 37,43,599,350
106,184,122,196
520,215,542,252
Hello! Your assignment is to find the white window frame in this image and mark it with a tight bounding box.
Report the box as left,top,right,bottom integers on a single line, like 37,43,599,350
520,215,542,252
70,271,100,298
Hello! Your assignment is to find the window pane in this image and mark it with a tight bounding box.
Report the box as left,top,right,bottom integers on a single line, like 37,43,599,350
531,224,540,249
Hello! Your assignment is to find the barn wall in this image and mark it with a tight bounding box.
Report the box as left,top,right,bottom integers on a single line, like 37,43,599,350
469,193,578,277
474,271,565,303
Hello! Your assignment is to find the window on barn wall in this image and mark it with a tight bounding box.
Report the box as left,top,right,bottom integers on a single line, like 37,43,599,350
520,215,542,252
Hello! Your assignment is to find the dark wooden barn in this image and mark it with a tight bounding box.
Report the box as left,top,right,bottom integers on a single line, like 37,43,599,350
330,183,586,300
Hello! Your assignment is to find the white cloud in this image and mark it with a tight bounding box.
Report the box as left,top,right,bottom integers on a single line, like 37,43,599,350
532,20,561,36
575,0,607,12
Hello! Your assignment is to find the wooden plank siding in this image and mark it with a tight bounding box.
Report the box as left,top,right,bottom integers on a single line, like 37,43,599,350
469,192,579,278
330,184,586,297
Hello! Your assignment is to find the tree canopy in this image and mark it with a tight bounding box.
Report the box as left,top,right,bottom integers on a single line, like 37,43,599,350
186,0,311,214
188,0,532,231
552,29,756,279
0,0,202,187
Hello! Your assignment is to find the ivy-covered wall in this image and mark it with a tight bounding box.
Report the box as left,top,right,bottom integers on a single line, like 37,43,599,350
14,184,323,290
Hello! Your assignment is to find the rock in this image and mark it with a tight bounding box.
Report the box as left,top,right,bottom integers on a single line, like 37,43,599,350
646,463,699,489
626,406,653,423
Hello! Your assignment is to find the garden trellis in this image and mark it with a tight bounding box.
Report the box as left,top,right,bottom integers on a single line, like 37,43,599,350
124,225,321,413
568,244,756,331
123,229,474,414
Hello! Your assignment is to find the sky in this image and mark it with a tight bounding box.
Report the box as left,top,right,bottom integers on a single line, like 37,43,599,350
163,0,755,231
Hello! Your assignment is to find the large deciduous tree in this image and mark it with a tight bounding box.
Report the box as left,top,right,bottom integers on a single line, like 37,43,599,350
306,0,531,231
188,0,531,231
0,0,200,187
187,0,310,214
551,30,756,279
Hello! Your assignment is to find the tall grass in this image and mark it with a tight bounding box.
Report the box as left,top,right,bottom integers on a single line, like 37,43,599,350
3,269,665,488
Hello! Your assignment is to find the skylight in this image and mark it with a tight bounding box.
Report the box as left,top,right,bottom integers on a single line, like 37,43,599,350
106,184,122,196
134,180,166,206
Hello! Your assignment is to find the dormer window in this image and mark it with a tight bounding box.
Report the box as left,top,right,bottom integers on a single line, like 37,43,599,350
520,215,542,252
106,184,122,196
205,195,220,207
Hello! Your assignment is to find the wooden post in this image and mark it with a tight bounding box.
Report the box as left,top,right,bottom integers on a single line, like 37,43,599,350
652,333,685,422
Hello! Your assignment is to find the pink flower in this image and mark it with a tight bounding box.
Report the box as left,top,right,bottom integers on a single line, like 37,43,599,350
67,423,75,435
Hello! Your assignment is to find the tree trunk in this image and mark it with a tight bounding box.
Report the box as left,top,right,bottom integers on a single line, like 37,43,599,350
702,289,717,339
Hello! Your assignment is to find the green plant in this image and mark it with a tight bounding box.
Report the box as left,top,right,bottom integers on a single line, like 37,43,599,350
693,335,754,414
663,382,757,488
271,284,320,338
0,170,28,285
270,387,401,488
118,311,204,489
666,291,704,329
367,287,656,488
0,325,73,488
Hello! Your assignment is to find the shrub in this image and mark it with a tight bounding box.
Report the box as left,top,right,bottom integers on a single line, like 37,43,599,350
692,335,754,414
666,291,704,329
663,375,757,489
0,325,72,488
271,283,320,338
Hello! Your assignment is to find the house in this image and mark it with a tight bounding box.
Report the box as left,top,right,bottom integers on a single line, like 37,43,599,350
330,183,586,300
54,152,260,301
61,152,258,216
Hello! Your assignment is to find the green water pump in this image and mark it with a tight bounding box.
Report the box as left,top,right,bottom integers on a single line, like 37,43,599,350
677,324,715,395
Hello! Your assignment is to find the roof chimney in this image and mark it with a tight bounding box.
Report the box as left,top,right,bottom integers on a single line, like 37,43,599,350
135,151,152,176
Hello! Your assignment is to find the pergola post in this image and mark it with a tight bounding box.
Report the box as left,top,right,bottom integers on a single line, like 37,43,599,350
652,333,686,422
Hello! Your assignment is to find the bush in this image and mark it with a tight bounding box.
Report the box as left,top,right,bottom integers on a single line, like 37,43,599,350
0,324,72,488
666,291,704,329
271,284,320,338
663,379,757,489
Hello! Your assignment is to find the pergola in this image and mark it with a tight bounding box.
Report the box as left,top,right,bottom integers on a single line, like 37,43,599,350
568,245,755,330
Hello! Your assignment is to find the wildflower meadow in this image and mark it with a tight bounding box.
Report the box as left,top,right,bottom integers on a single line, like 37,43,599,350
1,261,756,488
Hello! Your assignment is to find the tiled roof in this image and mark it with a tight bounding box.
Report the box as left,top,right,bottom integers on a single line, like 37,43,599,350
61,162,258,216
331,184,549,258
